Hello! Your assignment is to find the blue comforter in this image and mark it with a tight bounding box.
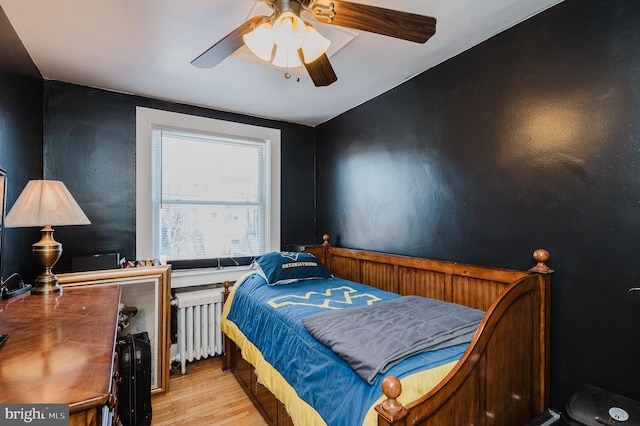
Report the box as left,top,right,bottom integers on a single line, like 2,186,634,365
223,273,470,426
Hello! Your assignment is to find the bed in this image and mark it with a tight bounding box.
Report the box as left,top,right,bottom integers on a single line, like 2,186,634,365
220,235,552,425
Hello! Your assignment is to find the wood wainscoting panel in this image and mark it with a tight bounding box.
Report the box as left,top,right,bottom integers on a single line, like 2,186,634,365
360,260,396,292
398,267,446,300
329,254,361,283
450,276,508,311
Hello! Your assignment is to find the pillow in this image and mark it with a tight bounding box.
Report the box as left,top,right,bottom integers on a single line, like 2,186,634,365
253,251,332,285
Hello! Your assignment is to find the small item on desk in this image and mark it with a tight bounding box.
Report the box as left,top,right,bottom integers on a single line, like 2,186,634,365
2,283,32,299
1,273,32,299
123,259,161,268
0,334,8,347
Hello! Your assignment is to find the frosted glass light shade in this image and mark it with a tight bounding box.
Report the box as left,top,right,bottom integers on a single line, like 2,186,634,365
272,12,306,50
301,25,331,63
243,21,274,61
5,180,90,227
272,46,302,68
244,12,330,69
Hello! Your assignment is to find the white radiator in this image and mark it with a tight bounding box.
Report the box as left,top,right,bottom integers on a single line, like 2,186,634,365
173,288,224,374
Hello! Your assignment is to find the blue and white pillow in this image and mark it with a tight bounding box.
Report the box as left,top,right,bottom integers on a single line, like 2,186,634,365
253,251,332,285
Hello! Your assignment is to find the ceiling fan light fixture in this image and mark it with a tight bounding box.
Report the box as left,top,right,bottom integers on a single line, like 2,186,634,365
272,45,302,68
301,24,331,64
272,11,306,50
243,21,275,61
192,0,437,88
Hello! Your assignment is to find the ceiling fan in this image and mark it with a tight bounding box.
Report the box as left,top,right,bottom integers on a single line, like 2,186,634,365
191,0,437,87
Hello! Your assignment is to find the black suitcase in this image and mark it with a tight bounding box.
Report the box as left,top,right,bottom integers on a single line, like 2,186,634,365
560,384,640,425
117,331,152,426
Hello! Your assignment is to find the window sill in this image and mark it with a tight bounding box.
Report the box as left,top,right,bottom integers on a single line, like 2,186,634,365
170,265,253,289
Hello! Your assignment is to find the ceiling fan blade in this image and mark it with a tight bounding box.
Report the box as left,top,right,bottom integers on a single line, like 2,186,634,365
310,0,436,44
191,16,269,68
299,51,337,87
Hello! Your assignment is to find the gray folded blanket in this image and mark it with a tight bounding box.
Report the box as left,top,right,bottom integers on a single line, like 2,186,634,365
302,295,485,384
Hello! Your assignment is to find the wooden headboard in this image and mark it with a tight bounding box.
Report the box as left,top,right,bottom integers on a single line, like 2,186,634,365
304,234,550,311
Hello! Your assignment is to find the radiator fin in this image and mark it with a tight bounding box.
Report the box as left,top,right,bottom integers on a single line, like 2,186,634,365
174,288,224,374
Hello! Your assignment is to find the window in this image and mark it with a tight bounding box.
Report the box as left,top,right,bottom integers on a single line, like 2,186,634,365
136,108,281,263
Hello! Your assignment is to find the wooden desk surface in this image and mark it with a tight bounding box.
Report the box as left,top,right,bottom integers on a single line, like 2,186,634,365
0,284,120,411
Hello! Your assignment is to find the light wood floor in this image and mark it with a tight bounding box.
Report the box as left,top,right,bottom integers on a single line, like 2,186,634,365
151,356,268,426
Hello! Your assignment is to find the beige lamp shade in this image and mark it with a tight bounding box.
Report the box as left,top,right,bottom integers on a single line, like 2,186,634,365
5,180,90,228
5,180,91,295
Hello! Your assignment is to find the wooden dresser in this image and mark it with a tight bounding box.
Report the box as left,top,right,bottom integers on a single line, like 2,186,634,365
0,284,121,426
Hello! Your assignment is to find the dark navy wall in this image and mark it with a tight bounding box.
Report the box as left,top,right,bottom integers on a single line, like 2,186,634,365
43,81,317,272
0,6,43,283
4,0,640,412
317,0,640,408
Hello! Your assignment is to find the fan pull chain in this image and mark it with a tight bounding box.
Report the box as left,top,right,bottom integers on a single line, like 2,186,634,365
282,57,300,82
283,71,301,82
282,49,301,82
283,52,292,80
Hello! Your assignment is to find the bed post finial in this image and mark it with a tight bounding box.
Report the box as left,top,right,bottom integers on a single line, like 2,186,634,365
529,249,554,274
222,281,232,303
322,234,330,246
375,376,408,424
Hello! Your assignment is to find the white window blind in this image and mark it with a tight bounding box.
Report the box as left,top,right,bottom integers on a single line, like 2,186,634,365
152,129,268,261
136,107,281,264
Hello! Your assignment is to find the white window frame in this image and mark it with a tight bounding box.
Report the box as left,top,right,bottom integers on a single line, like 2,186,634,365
136,107,281,285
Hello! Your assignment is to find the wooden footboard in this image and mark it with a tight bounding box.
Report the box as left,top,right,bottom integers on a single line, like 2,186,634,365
376,273,549,425
223,236,552,426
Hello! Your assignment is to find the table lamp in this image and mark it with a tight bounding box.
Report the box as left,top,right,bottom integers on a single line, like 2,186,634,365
5,180,90,295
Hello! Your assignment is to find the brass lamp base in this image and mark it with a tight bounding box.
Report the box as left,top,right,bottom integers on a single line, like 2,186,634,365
31,273,62,295
31,225,63,295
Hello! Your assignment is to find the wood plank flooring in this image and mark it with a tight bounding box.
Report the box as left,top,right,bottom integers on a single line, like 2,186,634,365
152,356,268,426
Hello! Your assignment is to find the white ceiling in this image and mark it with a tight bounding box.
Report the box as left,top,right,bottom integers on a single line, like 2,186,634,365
1,0,563,127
